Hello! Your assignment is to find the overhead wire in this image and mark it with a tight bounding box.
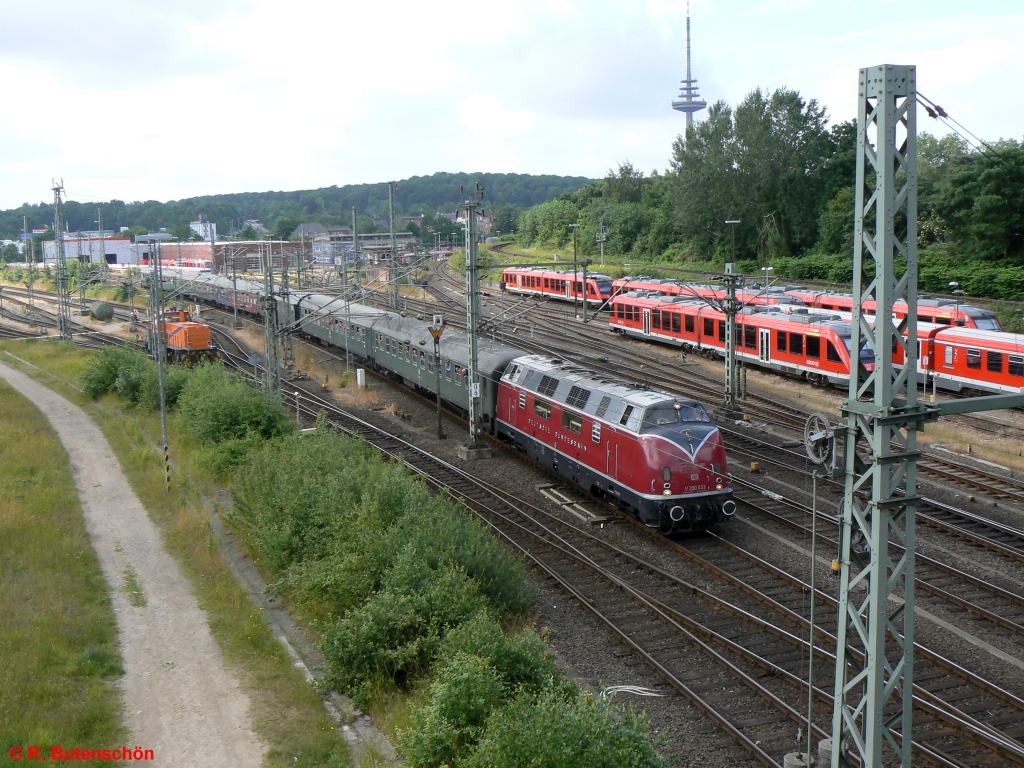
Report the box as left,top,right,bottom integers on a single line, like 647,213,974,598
917,92,1022,177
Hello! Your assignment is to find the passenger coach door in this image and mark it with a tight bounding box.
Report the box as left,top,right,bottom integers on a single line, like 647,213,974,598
759,328,771,362
643,309,651,335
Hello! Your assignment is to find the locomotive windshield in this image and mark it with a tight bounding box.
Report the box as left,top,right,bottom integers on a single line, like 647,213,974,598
595,280,613,295
641,402,711,429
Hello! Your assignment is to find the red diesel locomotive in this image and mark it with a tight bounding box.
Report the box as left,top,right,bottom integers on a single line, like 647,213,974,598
501,267,615,307
495,354,735,534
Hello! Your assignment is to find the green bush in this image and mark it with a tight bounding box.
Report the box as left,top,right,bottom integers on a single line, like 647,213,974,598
176,363,293,443
399,653,505,768
79,346,148,399
318,555,488,702
464,688,665,768
437,612,558,695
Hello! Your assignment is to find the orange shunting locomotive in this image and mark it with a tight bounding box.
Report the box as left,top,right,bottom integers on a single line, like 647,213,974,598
152,310,218,363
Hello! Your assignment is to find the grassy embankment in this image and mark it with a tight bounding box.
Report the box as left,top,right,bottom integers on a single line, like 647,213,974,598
3,339,670,768
0,339,349,767
0,372,126,762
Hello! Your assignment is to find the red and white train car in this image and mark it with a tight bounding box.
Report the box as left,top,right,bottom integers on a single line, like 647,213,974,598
610,293,873,387
495,355,734,533
784,290,1001,330
501,267,615,307
612,278,805,308
917,326,1024,394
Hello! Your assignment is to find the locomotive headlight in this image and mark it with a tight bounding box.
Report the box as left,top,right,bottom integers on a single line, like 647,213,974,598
663,489,672,495
716,483,723,490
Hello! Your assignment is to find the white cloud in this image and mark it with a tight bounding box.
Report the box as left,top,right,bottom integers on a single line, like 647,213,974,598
0,0,1022,209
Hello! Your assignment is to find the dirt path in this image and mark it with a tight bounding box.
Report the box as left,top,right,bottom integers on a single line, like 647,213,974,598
0,361,266,766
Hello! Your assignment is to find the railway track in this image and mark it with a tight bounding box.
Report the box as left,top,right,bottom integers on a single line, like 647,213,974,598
234,366,1019,767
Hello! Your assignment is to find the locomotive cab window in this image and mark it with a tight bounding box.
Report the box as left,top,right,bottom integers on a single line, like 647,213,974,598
967,349,982,369
619,405,634,425
826,341,842,363
562,410,583,434
534,399,552,420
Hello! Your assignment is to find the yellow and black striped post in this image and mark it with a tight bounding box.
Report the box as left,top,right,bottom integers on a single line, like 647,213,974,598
164,443,171,492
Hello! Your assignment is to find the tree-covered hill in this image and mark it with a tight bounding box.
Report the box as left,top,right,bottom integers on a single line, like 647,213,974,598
0,171,592,241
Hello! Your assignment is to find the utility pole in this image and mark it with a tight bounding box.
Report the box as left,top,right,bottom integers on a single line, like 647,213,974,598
280,250,294,370
262,240,282,399
597,218,607,266
722,220,742,418
140,235,171,491
831,63,918,768
388,180,399,311
230,244,242,329
51,181,74,341
429,316,446,440
457,182,491,460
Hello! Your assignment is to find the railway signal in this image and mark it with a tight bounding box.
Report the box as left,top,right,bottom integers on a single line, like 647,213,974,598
428,317,446,440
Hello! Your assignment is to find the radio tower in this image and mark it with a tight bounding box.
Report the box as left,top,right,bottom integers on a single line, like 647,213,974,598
671,4,707,131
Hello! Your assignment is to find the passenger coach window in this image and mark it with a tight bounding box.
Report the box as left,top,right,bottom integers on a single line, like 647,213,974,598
987,351,1003,373
703,318,714,337
944,346,954,365
777,330,787,351
652,311,661,330
672,314,681,334
534,399,552,420
827,341,842,363
744,325,756,348
685,315,694,334
1010,356,1024,377
806,336,821,358
790,334,804,355
718,321,726,343
967,349,981,369
562,410,583,434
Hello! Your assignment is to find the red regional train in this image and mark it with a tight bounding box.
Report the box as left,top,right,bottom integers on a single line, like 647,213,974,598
611,291,1024,395
611,293,868,387
611,278,806,308
783,289,1001,330
501,267,615,307
495,354,735,533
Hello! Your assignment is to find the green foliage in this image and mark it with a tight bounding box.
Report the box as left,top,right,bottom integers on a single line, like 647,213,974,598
672,88,834,261
399,652,506,767
0,173,592,242
79,345,145,399
463,688,665,768
437,612,558,695
176,363,293,442
319,556,489,701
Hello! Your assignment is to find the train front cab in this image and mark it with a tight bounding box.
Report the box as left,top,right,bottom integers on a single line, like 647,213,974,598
495,356,734,533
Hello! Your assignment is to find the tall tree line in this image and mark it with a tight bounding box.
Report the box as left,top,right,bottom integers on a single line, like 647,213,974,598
516,87,1024,298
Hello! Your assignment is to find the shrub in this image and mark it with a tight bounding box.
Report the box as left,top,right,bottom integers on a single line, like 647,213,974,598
176,363,293,443
78,346,148,399
464,688,666,768
399,653,505,767
437,612,558,695
318,555,488,702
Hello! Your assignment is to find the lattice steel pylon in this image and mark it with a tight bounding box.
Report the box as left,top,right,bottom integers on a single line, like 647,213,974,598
51,181,74,340
831,64,918,768
262,244,282,400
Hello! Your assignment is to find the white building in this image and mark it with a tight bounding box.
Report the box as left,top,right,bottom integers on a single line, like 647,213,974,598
42,237,137,265
190,220,217,242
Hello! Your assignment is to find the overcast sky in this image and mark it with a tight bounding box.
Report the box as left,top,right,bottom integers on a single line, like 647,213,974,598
1,0,1021,210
